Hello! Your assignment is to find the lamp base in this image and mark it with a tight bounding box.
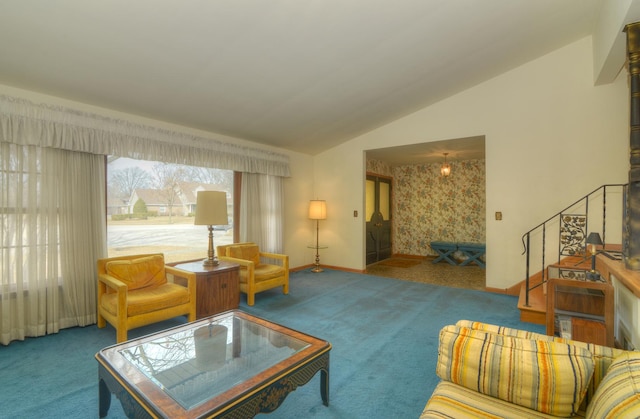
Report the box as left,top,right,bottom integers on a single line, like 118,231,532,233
586,270,601,281
311,266,324,273
203,258,219,267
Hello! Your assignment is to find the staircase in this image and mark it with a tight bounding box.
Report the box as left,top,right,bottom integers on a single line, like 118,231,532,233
518,257,593,325
518,184,626,325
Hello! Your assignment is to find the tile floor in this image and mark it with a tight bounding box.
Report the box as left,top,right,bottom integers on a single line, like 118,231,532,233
365,256,485,291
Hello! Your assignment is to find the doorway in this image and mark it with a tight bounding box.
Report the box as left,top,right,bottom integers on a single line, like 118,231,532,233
366,174,392,264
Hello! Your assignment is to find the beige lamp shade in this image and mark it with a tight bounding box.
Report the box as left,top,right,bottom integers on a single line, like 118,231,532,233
194,191,228,225
309,200,327,220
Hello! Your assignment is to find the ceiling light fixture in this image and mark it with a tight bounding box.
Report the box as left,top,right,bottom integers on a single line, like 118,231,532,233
440,153,451,177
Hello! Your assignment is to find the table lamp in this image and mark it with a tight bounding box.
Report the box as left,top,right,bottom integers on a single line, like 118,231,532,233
194,191,228,266
586,232,603,280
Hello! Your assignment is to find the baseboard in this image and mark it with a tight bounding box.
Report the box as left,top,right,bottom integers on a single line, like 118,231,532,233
290,264,365,274
485,286,512,295
392,253,428,260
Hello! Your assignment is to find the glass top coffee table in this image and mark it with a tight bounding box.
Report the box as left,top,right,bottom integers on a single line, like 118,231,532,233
96,310,331,418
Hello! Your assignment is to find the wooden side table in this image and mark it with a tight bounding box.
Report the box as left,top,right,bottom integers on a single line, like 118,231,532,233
173,260,240,319
546,277,614,346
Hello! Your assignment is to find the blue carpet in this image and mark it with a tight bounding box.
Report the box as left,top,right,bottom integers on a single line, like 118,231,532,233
0,269,544,418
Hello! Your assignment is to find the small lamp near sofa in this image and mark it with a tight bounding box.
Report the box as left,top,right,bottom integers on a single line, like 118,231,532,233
309,199,327,273
194,191,228,266
586,232,603,281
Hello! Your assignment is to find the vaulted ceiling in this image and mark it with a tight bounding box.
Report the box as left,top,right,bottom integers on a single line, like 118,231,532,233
0,1,606,156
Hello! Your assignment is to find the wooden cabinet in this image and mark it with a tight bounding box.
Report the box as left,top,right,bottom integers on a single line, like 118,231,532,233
546,278,614,347
611,275,640,350
173,261,240,319
597,253,640,350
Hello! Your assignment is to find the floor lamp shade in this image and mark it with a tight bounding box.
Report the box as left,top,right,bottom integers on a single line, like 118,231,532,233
309,200,327,220
194,191,228,266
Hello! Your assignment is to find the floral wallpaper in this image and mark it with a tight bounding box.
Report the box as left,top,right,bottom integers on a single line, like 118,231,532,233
367,159,393,177
367,158,486,256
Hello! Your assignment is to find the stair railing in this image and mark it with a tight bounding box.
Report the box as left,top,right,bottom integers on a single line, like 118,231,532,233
521,184,627,307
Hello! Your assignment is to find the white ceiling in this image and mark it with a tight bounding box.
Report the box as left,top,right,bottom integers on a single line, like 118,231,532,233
0,1,603,156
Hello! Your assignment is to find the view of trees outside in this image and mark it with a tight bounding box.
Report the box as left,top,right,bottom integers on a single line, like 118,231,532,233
107,157,234,264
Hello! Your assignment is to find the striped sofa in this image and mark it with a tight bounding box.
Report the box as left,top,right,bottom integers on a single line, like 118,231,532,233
421,320,640,418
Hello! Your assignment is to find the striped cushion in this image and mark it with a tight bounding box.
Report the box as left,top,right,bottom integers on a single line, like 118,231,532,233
456,319,623,409
437,325,594,417
421,381,571,419
456,320,555,341
585,352,640,418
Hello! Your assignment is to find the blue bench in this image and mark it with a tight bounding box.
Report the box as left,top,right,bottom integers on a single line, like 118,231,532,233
430,241,486,268
457,242,486,268
430,241,458,266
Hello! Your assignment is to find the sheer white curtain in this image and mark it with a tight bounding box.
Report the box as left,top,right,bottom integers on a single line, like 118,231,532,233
239,173,284,253
0,143,107,345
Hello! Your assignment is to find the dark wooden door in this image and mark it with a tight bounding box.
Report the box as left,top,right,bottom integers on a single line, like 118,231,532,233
366,175,392,265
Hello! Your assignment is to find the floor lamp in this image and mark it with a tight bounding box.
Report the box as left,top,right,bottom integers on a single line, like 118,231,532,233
194,191,229,267
309,200,327,273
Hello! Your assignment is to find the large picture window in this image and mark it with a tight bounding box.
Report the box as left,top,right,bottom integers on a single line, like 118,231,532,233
107,157,234,264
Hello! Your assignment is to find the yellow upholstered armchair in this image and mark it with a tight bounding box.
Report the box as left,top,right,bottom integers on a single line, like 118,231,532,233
97,254,196,343
216,242,289,306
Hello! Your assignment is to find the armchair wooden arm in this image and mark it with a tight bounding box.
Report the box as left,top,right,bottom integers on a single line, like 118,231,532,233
98,272,128,292
259,252,289,266
165,266,197,306
216,255,256,284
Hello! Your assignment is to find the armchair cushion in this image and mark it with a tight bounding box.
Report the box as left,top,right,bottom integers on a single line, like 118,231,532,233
236,261,286,285
254,264,286,280
227,244,260,266
105,255,166,291
437,325,594,417
100,283,190,317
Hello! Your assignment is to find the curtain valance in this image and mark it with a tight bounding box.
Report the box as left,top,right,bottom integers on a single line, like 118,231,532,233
0,95,290,177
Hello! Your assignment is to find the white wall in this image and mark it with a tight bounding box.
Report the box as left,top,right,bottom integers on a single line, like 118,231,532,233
0,35,632,286
314,37,629,289
282,151,317,268
593,0,640,85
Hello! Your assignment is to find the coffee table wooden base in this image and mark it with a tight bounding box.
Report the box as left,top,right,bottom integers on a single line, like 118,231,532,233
217,352,330,419
98,350,330,418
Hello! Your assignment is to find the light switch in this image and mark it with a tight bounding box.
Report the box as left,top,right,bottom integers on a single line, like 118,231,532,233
495,211,502,221
353,210,358,217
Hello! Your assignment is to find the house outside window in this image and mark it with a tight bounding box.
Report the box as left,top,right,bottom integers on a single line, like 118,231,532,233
107,157,234,264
